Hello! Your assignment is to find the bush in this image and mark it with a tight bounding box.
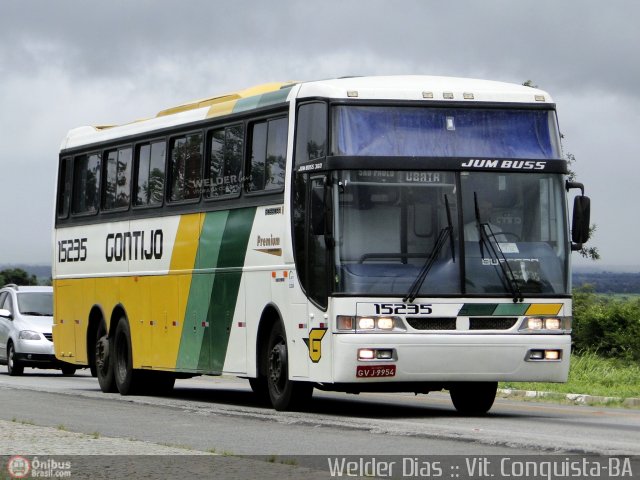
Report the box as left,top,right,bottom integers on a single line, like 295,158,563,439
572,285,640,361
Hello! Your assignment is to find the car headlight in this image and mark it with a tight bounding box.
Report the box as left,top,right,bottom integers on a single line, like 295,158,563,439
19,330,42,340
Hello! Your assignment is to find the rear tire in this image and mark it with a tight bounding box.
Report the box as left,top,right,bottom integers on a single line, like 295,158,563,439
449,381,498,415
7,342,24,376
113,317,142,395
266,321,313,411
96,322,117,393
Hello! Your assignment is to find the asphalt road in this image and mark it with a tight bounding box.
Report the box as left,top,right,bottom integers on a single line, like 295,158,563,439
1,366,638,460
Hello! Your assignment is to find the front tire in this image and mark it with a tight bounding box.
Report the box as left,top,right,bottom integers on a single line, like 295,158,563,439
449,381,498,415
266,322,313,411
7,342,24,376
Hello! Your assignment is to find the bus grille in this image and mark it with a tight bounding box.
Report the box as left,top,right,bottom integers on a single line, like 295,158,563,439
406,317,456,330
406,317,518,331
469,317,518,330
43,333,53,342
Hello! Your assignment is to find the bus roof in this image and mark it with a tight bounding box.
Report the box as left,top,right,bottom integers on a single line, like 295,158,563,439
60,75,553,152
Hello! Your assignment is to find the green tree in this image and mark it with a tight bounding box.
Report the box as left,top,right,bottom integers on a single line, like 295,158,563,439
0,268,39,286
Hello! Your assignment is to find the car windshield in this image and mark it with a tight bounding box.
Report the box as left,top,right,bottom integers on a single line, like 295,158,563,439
17,292,53,316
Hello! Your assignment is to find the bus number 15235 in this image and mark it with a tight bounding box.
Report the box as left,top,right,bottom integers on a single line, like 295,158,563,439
374,303,432,315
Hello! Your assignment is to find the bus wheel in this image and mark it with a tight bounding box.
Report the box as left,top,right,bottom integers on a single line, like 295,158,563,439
449,382,498,415
266,322,313,411
113,317,141,395
96,323,117,393
7,342,24,376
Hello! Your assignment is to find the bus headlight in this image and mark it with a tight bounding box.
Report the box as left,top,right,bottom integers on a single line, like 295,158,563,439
358,317,376,330
520,316,571,333
336,315,406,332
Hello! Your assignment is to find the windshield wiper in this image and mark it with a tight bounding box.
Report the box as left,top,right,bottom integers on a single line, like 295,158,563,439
403,195,455,303
20,311,49,316
473,192,524,303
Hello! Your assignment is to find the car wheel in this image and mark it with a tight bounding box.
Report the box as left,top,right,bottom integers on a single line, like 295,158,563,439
7,342,24,376
266,321,313,411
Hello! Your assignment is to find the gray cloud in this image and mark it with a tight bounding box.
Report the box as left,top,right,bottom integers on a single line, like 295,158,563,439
0,0,638,265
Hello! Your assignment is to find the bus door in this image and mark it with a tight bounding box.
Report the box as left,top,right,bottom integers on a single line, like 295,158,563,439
303,175,332,381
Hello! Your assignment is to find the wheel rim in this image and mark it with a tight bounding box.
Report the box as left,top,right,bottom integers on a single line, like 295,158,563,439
268,339,287,395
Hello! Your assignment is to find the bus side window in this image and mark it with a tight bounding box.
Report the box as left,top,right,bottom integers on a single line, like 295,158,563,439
72,153,101,215
56,157,72,219
206,124,243,199
247,117,287,192
102,147,132,210
134,141,166,206
168,132,203,202
295,102,327,166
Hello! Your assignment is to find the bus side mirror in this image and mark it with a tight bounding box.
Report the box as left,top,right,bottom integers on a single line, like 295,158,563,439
571,195,591,248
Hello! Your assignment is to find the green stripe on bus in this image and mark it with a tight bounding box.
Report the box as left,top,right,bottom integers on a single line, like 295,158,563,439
493,303,530,316
200,207,256,372
177,211,229,370
232,87,292,114
458,304,498,316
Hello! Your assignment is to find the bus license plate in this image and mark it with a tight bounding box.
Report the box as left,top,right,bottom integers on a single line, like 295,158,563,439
356,365,396,378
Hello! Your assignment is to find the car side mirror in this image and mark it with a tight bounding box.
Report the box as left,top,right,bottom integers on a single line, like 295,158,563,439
0,308,12,319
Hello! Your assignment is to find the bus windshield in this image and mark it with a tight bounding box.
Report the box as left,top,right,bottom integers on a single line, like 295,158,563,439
332,106,561,159
333,170,568,297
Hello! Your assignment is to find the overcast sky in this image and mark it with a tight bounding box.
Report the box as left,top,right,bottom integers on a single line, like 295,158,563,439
1,0,638,269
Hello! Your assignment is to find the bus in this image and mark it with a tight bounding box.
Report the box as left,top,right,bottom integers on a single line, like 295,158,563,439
53,75,591,414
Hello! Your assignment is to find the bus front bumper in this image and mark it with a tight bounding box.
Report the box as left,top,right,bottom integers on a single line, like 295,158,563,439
332,333,571,384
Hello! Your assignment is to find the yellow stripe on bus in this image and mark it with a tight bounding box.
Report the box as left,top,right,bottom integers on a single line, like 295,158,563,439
525,303,563,315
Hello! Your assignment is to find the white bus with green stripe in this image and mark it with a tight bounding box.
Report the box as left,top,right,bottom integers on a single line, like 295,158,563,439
53,76,591,414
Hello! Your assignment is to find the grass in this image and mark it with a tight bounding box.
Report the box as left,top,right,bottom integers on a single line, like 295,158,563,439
501,351,640,399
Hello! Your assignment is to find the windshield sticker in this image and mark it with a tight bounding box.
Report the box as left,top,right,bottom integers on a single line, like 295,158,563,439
498,242,519,254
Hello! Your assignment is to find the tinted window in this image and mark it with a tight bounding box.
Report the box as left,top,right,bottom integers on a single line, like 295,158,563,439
103,147,132,210
248,117,287,192
169,133,203,202
206,124,243,198
135,141,166,206
295,103,327,165
72,153,101,214
56,157,72,218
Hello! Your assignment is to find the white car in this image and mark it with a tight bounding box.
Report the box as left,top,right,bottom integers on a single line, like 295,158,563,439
0,284,76,376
